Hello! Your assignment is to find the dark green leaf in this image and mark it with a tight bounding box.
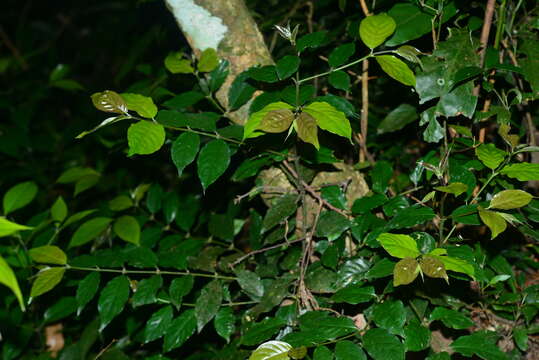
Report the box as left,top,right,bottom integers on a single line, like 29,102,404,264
76,272,100,315
197,139,230,190
214,307,235,343
132,275,162,307
228,72,256,110
313,346,333,360
335,340,366,360
237,270,264,300
195,280,222,332
209,60,230,92
315,211,350,241
328,71,351,91
451,331,507,360
377,104,418,134
363,328,405,360
263,194,298,231
276,56,300,80
171,132,200,176
242,317,287,346
249,65,279,83
429,307,474,330
163,309,197,352
113,215,140,245
387,205,435,229
328,43,355,68
162,91,205,110
98,275,130,331
331,285,376,304
404,319,430,351
144,305,174,343
169,276,194,306
373,300,406,334
296,31,328,52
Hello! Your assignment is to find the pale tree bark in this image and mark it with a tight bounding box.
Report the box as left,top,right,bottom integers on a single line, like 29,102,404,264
165,0,273,124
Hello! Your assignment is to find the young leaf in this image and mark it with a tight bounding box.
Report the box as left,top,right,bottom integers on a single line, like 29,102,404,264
257,109,294,133
30,267,65,298
197,139,230,190
296,112,319,149
121,93,158,118
51,196,68,222
144,305,174,343
488,190,533,210
378,233,421,258
500,162,539,181
98,275,130,331
0,255,25,310
197,48,219,72
29,246,67,265
478,209,507,240
359,13,396,49
109,195,133,211
475,144,506,170
76,272,100,315
164,52,194,74
195,280,222,332
244,102,294,139
303,102,351,140
91,90,128,114
419,256,448,282
171,132,200,176
113,215,141,245
3,181,38,215
127,121,166,156
69,217,112,248
434,182,468,196
249,340,292,360
375,55,416,86
0,217,33,237
163,309,197,352
393,258,420,286
430,255,475,278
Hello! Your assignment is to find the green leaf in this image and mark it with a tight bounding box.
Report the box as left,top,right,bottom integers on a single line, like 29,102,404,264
373,300,406,334
242,317,287,346
98,275,130,331
296,112,319,149
276,55,300,80
76,272,100,315
393,257,420,286
371,161,393,193
489,190,533,210
108,195,133,211
430,255,475,278
359,13,396,49
296,31,328,52
315,211,350,241
434,182,468,196
513,327,528,351
29,246,67,265
127,121,166,156
475,144,506,170
423,117,445,143
420,255,448,282
429,307,474,329
214,307,235,343
328,71,351,91
163,309,197,352
331,285,376,304
171,132,200,176
249,66,279,83
197,48,219,72
363,328,405,360
196,139,230,190
257,109,295,133
479,209,507,240
303,102,351,139
395,45,423,67
132,275,162,307
69,217,112,247
30,267,65,298
237,270,264,300
228,72,256,110
0,255,25,310
451,331,508,360
249,340,292,360
328,43,355,68
113,215,141,245
375,55,416,86
195,280,222,332
164,52,194,74
91,90,128,114
3,181,38,215
404,319,430,351
335,340,367,360
121,93,158,118
51,196,68,222
263,194,298,231
387,205,435,229
169,276,194,306
244,102,294,139
500,162,539,181
144,305,174,343
378,233,420,258
313,346,333,360
0,217,32,237
209,60,229,92
377,104,418,134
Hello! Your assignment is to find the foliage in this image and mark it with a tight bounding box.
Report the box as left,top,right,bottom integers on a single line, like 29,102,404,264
1,0,539,359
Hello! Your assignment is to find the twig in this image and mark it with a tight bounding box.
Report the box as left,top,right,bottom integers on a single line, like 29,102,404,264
234,186,294,204
229,237,306,267
0,26,28,70
358,0,371,16
359,59,372,163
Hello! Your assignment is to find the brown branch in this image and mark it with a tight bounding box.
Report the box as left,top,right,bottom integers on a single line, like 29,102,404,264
358,0,371,16
0,26,28,70
229,236,306,268
359,59,372,163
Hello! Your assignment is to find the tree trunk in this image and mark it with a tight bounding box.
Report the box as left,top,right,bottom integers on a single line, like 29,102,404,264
165,0,273,124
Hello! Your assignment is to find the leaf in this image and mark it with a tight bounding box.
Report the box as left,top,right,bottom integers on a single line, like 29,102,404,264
163,309,197,352
328,71,351,91
423,117,444,143
197,48,219,72
479,209,507,240
296,31,328,52
419,256,448,282
375,55,416,86
263,194,298,231
289,347,307,360
377,104,418,134
404,320,430,351
113,215,141,245
434,182,468,196
132,275,162,307
430,255,475,278
76,272,100,315
363,328,405,360
209,60,230,92
331,285,376,304
164,52,194,74
109,195,133,211
51,196,68,222
451,331,507,360
387,205,435,229
257,109,295,133
313,346,333,360
237,270,264,300
371,161,393,193
57,167,100,184
121,93,158,118
249,340,292,360
98,275,130,331
30,267,65,298
315,211,350,241
144,305,174,343
242,317,287,346
91,90,128,114
429,307,474,330
244,102,294,139
395,45,423,67
378,233,421,258
196,139,230,190
500,162,539,181
393,257,420,286
303,102,351,139
489,190,533,210
169,276,194,305
0,255,25,310
69,217,112,247
475,144,506,170
373,300,406,334
195,280,222,332
328,43,355,68
359,13,396,49
249,66,279,83
228,72,256,110
170,132,200,176
232,156,272,181
3,181,38,215
335,340,367,360
214,307,235,343
276,55,300,80
29,246,67,265
0,217,32,237
127,121,166,156
498,124,519,148
296,112,319,149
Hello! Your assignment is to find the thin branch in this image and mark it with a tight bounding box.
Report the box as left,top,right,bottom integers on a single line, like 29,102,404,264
0,26,28,70
229,236,306,268
359,59,371,163
358,0,371,16
65,265,237,280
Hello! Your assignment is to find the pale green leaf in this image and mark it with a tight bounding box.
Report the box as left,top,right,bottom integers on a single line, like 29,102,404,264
479,209,507,240
164,52,194,74
475,144,506,170
430,255,474,278
0,255,25,310
0,217,33,237
375,55,416,86
359,13,396,49
378,233,421,258
121,93,158,118
249,340,292,360
488,190,533,210
198,48,219,72
303,101,351,139
30,267,65,298
257,109,294,133
127,120,166,156
296,112,319,149
113,215,141,245
29,246,67,265
51,196,68,222
3,181,38,215
434,182,468,196
500,162,539,181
